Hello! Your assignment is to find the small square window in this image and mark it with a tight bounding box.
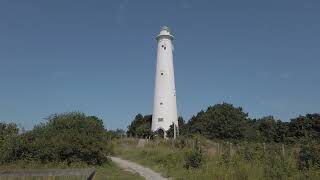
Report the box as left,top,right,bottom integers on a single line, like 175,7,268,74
158,118,164,122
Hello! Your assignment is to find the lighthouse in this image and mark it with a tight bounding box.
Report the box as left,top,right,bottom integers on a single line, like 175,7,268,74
151,26,178,138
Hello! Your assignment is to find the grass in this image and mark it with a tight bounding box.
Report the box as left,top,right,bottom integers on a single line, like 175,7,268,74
0,160,144,180
113,138,320,180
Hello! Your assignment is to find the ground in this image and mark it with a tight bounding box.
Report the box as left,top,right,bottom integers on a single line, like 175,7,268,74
0,162,144,180
110,156,166,180
94,162,144,180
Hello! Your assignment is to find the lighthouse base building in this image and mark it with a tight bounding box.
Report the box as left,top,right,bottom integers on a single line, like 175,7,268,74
151,26,178,138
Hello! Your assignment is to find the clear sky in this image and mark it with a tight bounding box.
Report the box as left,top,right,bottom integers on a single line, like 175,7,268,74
1,0,319,130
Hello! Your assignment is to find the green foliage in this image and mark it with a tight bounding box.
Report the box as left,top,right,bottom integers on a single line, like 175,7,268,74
287,114,320,142
185,103,249,140
166,116,185,138
184,138,204,169
237,142,264,162
127,114,152,138
184,150,203,169
257,116,278,142
106,129,126,139
253,116,288,143
0,122,19,142
173,137,188,149
298,142,320,170
180,103,318,143
0,112,112,165
114,138,320,180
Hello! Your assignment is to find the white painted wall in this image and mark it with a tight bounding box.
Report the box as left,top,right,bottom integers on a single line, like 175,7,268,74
152,26,178,135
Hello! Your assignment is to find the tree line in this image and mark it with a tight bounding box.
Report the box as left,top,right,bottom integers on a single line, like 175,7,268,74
127,103,320,143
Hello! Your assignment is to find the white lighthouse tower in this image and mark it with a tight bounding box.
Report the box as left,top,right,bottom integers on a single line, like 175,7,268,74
152,26,178,138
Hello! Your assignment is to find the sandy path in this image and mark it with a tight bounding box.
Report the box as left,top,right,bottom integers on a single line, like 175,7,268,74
110,156,167,180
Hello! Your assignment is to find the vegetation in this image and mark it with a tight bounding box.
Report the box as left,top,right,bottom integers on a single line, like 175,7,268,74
188,103,319,144
0,122,19,142
114,138,320,180
105,128,126,140
1,102,319,179
0,112,143,179
184,138,204,169
130,103,320,144
184,103,249,140
127,114,152,138
167,117,185,138
0,112,112,165
124,102,320,179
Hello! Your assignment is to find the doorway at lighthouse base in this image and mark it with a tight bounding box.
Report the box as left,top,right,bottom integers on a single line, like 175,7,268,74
155,128,165,138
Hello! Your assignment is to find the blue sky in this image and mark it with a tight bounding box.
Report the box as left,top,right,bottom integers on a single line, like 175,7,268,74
1,0,319,130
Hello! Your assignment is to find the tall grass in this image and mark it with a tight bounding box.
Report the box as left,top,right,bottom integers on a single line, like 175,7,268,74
113,138,320,180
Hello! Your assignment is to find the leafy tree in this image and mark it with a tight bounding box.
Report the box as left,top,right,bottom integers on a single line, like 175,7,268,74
185,103,249,140
256,116,277,142
0,122,19,142
287,113,320,142
252,116,288,143
127,114,152,138
167,116,185,138
242,118,261,142
274,120,288,143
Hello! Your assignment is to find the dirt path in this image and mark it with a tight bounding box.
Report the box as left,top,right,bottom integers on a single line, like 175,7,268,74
110,156,167,180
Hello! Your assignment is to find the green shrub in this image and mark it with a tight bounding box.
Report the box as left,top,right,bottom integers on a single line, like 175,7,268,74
173,137,188,149
184,138,204,169
298,143,320,170
238,143,263,162
0,112,112,165
184,149,203,169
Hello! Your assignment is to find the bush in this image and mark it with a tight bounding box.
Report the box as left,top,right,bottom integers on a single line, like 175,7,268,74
184,149,203,169
298,143,320,170
238,143,263,162
184,138,204,169
0,112,112,165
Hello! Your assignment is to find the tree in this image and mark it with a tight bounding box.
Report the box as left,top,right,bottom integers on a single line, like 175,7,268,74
127,114,152,138
287,113,320,142
0,122,19,142
185,103,249,140
167,116,185,138
274,120,288,143
256,116,278,142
